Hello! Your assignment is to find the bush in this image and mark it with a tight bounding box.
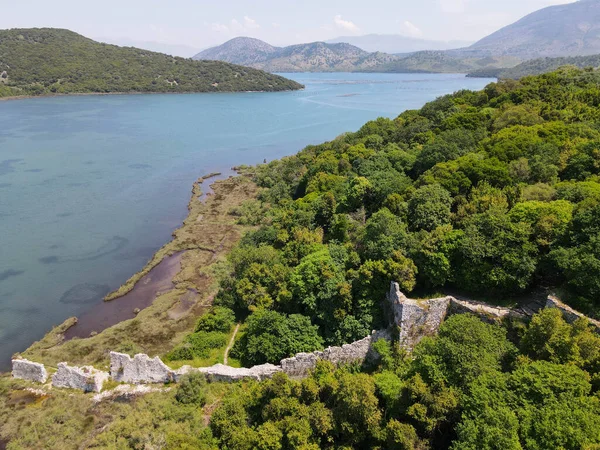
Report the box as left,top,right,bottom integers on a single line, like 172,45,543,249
195,306,236,333
175,372,207,405
166,331,228,361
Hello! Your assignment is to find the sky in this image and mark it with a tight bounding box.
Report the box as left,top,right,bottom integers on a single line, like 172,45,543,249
1,0,578,56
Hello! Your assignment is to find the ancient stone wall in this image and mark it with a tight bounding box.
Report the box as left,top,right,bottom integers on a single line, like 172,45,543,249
52,362,109,393
389,282,451,350
281,329,390,378
388,282,525,349
546,296,600,332
13,287,598,392
11,359,48,383
110,352,176,383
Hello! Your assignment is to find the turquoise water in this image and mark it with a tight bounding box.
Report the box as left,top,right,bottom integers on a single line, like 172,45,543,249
0,73,493,367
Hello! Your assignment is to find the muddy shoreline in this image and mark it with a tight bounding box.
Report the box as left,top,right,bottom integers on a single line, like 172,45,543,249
63,251,185,340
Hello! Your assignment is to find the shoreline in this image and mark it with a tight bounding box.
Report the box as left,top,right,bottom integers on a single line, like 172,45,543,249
0,87,305,102
103,171,223,302
17,170,260,369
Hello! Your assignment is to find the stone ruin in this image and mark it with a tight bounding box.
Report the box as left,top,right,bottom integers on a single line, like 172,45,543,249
11,285,599,392
52,362,109,393
11,358,48,383
388,282,525,349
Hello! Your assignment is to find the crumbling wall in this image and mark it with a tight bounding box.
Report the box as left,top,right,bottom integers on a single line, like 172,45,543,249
388,282,451,350
448,298,522,322
110,352,175,383
546,296,600,332
281,329,390,378
52,362,109,393
11,359,48,383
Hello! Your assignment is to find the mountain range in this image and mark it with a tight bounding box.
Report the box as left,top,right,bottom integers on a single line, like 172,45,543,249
326,34,473,54
196,0,600,75
193,38,513,74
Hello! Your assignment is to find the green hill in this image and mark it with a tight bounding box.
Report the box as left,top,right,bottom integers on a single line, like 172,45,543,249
0,28,303,98
469,54,600,79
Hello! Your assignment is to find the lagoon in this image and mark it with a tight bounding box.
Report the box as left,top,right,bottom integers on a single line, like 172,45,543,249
0,73,493,368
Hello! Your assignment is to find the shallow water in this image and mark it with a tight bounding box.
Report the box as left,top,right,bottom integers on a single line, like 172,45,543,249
0,73,493,368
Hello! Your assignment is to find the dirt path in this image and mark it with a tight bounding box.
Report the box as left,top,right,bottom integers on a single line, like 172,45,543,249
224,323,240,366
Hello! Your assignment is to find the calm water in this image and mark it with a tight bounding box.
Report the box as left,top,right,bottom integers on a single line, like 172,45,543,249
0,73,493,368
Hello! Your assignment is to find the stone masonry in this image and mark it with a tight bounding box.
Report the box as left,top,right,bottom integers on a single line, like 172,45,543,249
12,287,599,391
11,358,48,383
52,362,109,393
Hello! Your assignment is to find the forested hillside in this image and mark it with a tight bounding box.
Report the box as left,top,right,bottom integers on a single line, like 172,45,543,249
469,55,600,80
204,66,600,357
0,28,302,98
188,65,600,449
3,68,600,449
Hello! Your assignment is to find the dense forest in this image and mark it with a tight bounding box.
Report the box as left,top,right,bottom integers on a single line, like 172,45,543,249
0,28,303,98
3,68,600,449
156,67,600,448
187,66,600,365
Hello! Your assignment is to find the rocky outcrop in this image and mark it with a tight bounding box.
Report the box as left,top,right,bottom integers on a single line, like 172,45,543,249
281,330,390,378
546,296,600,332
110,352,175,384
52,362,109,393
11,359,48,383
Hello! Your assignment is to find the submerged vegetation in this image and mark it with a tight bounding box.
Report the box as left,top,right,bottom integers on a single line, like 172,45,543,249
3,68,600,448
0,28,303,98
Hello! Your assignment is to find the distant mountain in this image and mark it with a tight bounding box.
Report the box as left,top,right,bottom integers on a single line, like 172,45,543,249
469,53,600,79
195,37,278,66
0,28,303,98
95,37,201,58
327,34,472,54
194,38,398,72
366,50,520,74
468,0,600,59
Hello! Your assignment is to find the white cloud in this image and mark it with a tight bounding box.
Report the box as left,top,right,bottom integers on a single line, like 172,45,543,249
333,15,360,34
210,22,229,33
399,20,423,38
244,16,260,29
208,17,260,35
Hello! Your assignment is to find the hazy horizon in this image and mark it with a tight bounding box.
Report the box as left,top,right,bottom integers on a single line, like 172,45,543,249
0,0,578,56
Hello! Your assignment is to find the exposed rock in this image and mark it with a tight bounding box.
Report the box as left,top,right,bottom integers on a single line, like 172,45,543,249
52,362,109,392
11,358,48,383
546,295,600,332
110,352,175,384
389,282,451,350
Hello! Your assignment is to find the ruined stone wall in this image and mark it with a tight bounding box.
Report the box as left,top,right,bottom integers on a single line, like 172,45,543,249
52,363,109,393
11,359,48,383
388,282,525,349
281,329,390,378
13,287,598,392
546,296,600,332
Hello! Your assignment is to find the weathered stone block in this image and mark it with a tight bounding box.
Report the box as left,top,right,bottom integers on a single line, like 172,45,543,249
52,362,109,392
110,352,175,384
12,358,48,383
